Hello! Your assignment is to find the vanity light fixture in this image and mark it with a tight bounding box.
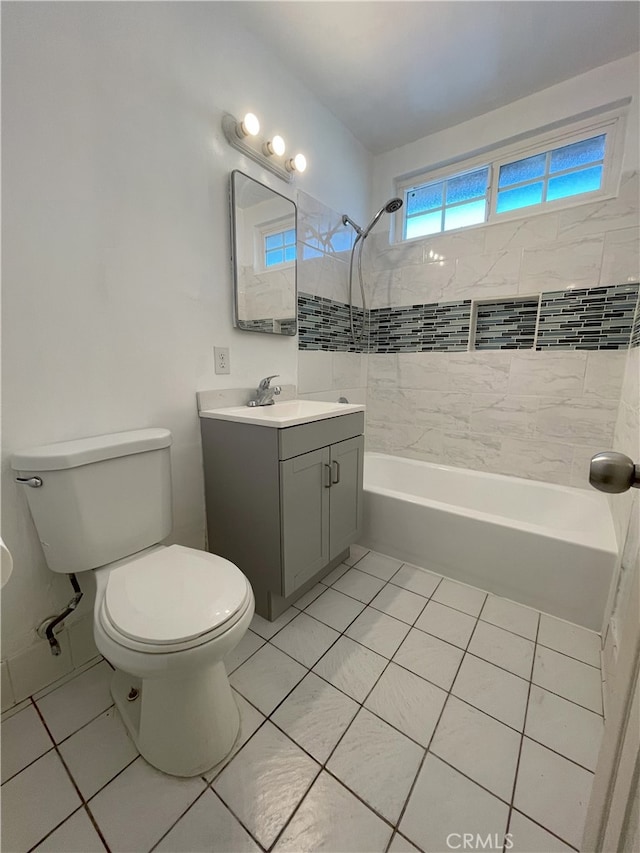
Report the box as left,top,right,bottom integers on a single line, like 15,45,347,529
221,111,306,183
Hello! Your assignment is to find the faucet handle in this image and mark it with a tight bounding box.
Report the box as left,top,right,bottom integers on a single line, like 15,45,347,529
258,374,280,390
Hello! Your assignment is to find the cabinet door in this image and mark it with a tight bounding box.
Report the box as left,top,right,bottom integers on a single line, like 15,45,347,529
280,447,331,596
329,435,364,560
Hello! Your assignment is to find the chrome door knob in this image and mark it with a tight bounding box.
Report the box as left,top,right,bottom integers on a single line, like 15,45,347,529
589,451,640,494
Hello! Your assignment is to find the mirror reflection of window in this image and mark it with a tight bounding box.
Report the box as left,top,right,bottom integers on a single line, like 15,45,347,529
231,171,297,336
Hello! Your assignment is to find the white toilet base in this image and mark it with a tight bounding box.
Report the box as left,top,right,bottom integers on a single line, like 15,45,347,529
111,663,240,777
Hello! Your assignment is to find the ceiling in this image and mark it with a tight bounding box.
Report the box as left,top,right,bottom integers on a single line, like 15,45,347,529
230,1,640,154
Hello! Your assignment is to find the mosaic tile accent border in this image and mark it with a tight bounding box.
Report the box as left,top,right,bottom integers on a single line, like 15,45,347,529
474,298,539,350
631,303,640,349
298,284,639,353
298,293,365,351
537,283,639,351
239,317,296,334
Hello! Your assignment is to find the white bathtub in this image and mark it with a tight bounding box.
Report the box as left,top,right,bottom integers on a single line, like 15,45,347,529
361,453,618,630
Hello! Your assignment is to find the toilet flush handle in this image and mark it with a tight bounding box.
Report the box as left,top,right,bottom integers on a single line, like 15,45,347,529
15,476,43,488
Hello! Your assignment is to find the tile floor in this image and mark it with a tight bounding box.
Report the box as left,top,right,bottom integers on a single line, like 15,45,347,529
1,546,604,853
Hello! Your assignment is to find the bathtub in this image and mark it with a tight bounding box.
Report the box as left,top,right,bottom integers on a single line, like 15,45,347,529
361,452,618,631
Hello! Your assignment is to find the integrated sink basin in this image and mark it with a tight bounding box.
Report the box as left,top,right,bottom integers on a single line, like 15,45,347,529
199,399,365,428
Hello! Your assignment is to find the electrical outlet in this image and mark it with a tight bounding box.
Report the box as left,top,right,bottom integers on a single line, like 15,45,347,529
214,346,230,375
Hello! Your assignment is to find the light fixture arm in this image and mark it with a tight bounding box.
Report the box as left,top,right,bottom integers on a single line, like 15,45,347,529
221,113,293,184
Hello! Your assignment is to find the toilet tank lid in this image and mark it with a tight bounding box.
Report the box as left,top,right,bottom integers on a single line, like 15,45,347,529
12,428,172,471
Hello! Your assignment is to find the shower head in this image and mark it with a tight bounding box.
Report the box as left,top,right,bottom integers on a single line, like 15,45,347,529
361,197,403,238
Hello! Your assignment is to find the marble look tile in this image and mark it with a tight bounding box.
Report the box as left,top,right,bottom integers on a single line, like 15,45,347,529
484,212,558,253
369,268,402,310
508,810,574,852
396,259,457,305
480,596,539,641
364,662,447,747
344,544,370,566
583,350,628,399
470,394,538,438
431,695,521,801
88,757,205,853
414,390,472,432
298,350,333,394
520,235,605,292
312,637,387,703
468,621,535,679
571,443,605,490
249,608,297,640
525,685,603,771
205,692,265,781
508,351,586,397
373,237,425,271
452,655,529,731
370,585,427,624
441,431,502,472
423,226,486,261
498,437,572,485
328,708,424,823
229,644,306,715
415,600,477,649
400,754,509,853
600,225,640,285
272,771,391,852
346,608,410,658
332,568,387,603
1,661,15,713
532,646,602,714
305,588,366,632
536,395,617,444
213,722,319,850
365,420,444,463
393,629,463,690
372,352,450,392
432,578,487,616
35,661,114,744
34,807,106,853
270,613,340,668
58,707,137,799
224,630,265,674
557,171,639,240
390,564,442,598
1,703,53,783
333,352,367,389
155,789,261,852
0,751,81,853
272,672,358,763
447,352,512,394
452,250,522,300
537,615,601,667
514,738,594,849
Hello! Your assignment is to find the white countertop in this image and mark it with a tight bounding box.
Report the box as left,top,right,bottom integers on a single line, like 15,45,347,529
199,399,365,428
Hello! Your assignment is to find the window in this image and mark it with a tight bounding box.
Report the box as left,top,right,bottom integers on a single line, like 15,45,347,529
398,110,625,241
263,226,296,268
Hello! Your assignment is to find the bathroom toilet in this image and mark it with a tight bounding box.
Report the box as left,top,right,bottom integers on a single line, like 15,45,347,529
12,428,254,777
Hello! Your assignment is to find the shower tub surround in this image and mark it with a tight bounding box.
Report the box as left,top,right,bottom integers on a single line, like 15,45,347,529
362,453,617,630
1,546,604,853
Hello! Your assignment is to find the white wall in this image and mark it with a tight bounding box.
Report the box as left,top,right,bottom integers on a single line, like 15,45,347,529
1,1,371,691
373,53,639,206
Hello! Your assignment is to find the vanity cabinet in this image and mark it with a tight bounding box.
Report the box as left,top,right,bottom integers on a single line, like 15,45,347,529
199,410,364,620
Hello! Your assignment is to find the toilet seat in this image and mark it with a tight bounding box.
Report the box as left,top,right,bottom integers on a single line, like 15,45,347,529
99,544,252,653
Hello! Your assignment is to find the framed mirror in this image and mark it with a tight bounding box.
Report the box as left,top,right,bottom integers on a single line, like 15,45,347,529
230,170,297,335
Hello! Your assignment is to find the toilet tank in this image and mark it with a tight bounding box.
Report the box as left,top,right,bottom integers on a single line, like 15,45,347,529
12,429,173,574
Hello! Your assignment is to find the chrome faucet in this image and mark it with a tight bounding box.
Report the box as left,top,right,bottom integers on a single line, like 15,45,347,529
248,375,281,407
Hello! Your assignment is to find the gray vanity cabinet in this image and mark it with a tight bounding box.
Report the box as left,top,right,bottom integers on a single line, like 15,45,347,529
200,411,364,620
280,435,363,595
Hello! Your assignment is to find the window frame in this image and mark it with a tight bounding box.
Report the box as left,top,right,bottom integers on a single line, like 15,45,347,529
394,109,627,243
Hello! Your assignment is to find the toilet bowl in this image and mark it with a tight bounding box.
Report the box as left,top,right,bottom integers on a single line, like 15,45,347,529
12,428,254,777
93,544,254,777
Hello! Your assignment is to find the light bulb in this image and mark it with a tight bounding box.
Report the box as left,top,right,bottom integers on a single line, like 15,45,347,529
286,153,307,173
264,135,286,157
237,112,260,138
